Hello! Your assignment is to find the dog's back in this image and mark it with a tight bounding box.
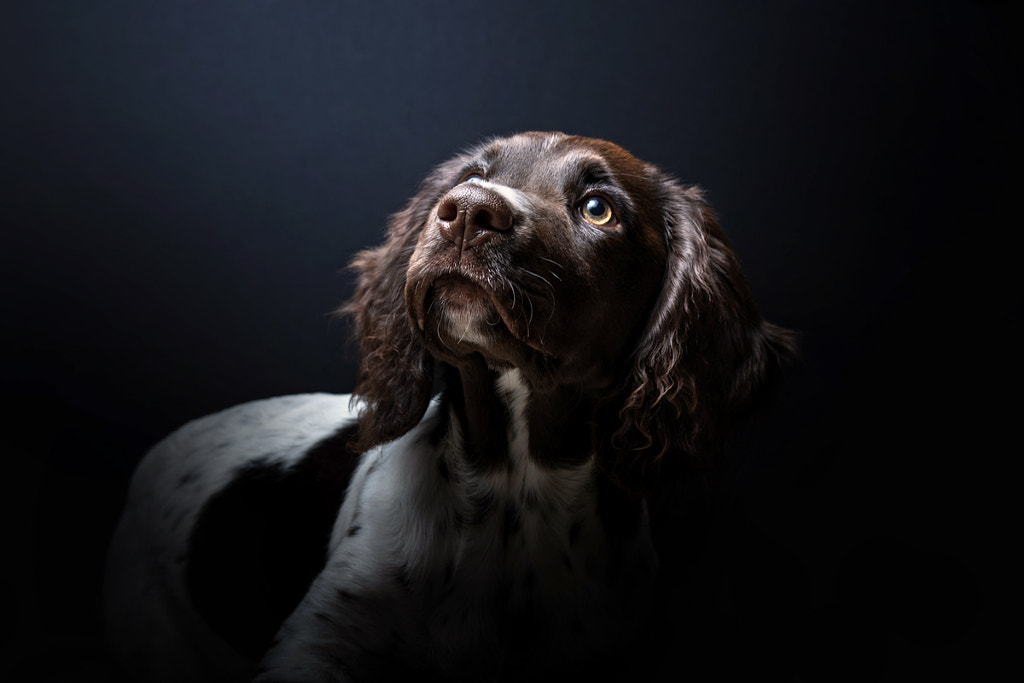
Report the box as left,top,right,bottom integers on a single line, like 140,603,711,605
104,393,357,683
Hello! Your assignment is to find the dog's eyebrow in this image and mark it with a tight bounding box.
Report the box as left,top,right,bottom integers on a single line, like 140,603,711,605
457,141,510,179
560,153,639,220
567,155,621,191
455,161,484,179
476,144,504,169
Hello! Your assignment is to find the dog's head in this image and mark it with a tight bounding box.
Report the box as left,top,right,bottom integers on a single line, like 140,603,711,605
344,132,794,492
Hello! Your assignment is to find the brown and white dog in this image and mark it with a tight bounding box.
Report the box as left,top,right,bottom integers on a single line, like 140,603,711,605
105,132,794,682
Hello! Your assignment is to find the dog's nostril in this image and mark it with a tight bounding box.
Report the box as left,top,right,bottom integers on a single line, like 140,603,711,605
470,208,505,233
437,200,459,222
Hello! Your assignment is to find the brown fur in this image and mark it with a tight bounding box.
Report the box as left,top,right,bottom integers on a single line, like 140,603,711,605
342,132,794,493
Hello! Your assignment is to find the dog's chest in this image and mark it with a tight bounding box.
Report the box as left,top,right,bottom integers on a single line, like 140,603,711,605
404,446,656,672
322,392,659,676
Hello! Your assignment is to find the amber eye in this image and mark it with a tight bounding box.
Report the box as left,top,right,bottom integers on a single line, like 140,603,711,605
581,196,615,226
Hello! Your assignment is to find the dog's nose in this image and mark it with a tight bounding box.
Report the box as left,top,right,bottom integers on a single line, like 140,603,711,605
435,183,513,253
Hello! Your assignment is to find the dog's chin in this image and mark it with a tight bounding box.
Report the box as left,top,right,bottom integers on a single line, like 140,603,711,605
418,277,505,348
412,275,541,366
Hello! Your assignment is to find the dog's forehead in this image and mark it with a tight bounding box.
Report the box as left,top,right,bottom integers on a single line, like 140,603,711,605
470,132,646,188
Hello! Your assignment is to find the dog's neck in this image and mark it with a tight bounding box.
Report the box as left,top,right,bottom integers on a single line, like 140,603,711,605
441,358,597,474
436,357,647,553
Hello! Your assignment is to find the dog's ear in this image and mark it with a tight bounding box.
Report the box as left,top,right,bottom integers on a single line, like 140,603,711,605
342,161,461,452
594,178,796,493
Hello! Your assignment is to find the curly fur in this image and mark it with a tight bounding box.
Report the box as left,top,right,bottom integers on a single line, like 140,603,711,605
344,133,794,492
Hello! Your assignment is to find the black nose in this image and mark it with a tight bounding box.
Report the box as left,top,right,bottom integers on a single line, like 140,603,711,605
435,183,513,253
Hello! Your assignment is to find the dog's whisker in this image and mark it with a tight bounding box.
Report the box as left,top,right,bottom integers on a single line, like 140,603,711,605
538,256,565,271
525,291,534,337
521,268,555,292
457,316,473,344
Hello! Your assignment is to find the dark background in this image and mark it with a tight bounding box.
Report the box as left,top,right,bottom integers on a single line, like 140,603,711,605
1,1,1017,680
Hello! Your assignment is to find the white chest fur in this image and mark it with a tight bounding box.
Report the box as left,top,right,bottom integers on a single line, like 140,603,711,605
260,373,659,680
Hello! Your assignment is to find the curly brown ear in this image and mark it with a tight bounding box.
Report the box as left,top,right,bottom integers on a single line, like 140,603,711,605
595,178,796,493
342,163,459,452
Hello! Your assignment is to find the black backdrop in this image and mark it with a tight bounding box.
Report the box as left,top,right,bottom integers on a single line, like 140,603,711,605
1,1,1017,680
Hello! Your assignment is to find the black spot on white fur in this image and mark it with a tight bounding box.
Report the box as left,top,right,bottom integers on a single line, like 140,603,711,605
185,423,359,658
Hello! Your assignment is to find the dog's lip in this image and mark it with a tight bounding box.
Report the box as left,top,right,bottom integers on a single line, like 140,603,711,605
410,270,559,369
415,272,495,317
412,273,492,330
413,272,538,349
429,274,491,312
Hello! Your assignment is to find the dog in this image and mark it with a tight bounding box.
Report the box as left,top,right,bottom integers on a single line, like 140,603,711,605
104,132,794,682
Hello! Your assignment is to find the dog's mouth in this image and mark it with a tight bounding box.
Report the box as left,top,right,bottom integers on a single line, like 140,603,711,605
415,275,505,334
429,274,489,308
408,272,546,361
